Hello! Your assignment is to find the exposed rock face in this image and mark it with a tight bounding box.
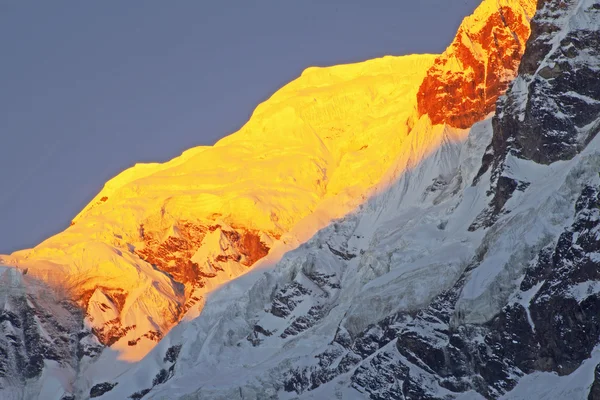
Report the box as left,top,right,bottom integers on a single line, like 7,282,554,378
493,0,600,164
589,363,600,400
0,290,70,380
90,382,117,398
472,0,600,229
0,267,98,398
137,222,269,299
417,0,537,129
137,222,209,287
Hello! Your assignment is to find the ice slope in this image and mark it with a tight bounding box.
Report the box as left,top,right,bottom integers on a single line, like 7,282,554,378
498,346,600,400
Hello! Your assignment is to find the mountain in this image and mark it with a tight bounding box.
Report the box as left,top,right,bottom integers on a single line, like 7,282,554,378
2,0,600,398
417,0,536,128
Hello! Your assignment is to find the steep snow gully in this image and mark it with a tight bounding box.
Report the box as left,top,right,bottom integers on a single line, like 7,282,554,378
2,0,600,399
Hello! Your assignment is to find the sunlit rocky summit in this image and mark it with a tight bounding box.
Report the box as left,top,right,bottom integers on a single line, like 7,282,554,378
2,0,600,399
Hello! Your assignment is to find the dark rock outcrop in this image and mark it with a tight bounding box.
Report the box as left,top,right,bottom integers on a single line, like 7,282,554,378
472,0,600,228
0,272,88,388
90,382,118,398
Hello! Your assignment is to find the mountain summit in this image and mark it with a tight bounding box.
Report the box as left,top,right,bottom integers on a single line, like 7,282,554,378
2,0,600,399
418,0,536,128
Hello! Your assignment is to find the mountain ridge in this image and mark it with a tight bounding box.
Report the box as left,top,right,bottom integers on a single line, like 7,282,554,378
4,0,600,398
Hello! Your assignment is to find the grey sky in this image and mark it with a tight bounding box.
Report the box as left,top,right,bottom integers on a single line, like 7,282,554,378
0,0,480,253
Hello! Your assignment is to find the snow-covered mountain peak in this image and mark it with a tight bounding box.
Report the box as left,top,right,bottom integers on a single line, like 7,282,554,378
4,0,600,399
418,0,537,129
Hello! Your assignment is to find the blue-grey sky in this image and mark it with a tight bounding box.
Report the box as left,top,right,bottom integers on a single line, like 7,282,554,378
0,1,480,253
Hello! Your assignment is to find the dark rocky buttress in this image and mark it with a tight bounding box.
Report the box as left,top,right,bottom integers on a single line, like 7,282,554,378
0,273,96,396
472,0,600,229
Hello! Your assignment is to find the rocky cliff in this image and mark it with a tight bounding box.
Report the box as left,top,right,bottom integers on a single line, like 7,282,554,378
417,0,536,129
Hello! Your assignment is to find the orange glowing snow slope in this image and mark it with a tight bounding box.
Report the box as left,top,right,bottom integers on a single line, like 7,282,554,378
0,0,535,361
